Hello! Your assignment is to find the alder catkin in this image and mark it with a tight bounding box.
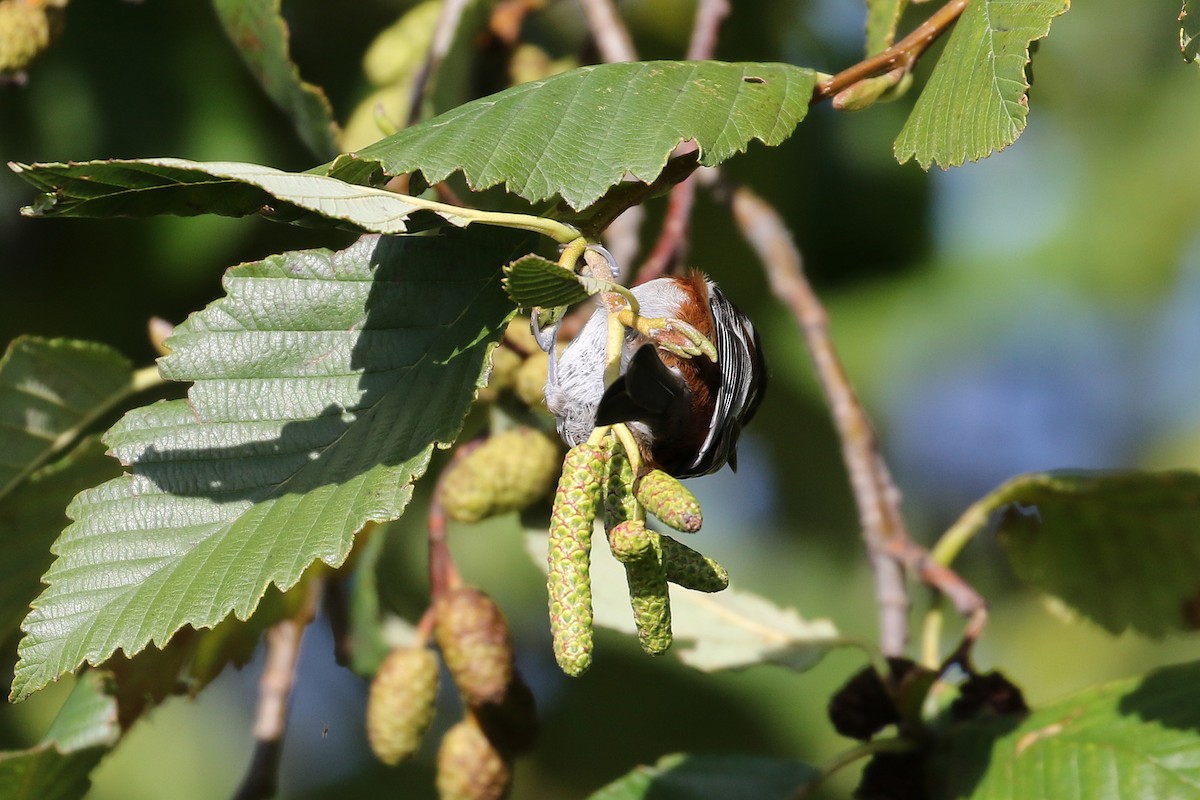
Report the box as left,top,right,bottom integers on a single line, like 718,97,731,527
441,428,561,523
547,442,607,676
434,587,514,707
660,535,730,593
609,520,672,656
436,716,512,800
635,469,702,533
0,0,51,74
365,646,439,766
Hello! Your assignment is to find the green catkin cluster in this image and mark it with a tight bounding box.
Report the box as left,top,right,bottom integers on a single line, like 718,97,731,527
435,587,514,707
660,535,730,592
437,716,512,800
365,646,439,766
547,442,608,676
0,0,52,74
635,469,703,533
441,428,561,523
608,520,672,656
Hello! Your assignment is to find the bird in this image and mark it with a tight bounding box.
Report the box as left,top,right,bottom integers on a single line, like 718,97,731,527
544,268,766,478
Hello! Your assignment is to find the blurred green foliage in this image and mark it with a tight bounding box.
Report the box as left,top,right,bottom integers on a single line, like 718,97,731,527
2,1,1200,798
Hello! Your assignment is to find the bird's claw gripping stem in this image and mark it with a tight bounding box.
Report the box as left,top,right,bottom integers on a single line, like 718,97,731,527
615,308,718,362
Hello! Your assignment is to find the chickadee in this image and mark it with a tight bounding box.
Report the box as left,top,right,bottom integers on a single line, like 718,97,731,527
544,270,766,478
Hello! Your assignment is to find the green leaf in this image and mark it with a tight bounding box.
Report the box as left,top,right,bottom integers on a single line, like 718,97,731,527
331,61,817,210
503,255,592,309
0,672,120,800
0,337,133,500
212,0,341,159
10,159,578,243
1183,0,1200,63
588,753,818,800
894,0,1070,169
932,659,1200,799
525,533,845,672
11,228,530,702
0,438,121,652
950,470,1200,636
866,0,909,56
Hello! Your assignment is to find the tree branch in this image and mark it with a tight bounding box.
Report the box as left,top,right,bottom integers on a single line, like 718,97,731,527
812,0,968,101
578,0,638,63
230,579,323,800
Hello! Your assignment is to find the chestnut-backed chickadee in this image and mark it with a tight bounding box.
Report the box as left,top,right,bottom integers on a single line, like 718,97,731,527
544,259,766,478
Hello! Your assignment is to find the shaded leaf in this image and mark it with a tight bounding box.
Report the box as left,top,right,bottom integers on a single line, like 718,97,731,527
958,470,1200,636
0,671,120,800
0,438,121,653
866,0,908,56
212,0,341,159
932,659,1200,799
588,753,818,800
11,228,530,702
525,533,845,672
894,0,1069,169
0,337,132,499
503,255,592,309
330,61,816,210
1183,0,1200,63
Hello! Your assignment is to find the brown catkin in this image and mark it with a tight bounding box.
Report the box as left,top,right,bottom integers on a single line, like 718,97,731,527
434,587,514,707
441,428,561,523
437,716,512,800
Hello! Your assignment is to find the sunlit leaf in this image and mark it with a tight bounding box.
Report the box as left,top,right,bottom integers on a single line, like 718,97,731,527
331,61,817,210
894,0,1070,169
588,753,818,800
525,533,845,672
212,0,341,159
11,228,530,702
951,470,1200,636
503,255,591,309
931,659,1200,799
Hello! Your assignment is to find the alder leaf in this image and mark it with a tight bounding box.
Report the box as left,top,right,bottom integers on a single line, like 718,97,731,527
525,533,846,672
212,0,341,159
894,0,1070,169
331,60,816,210
10,227,530,702
932,659,1200,799
588,753,818,800
0,671,120,800
951,470,1200,636
502,255,592,309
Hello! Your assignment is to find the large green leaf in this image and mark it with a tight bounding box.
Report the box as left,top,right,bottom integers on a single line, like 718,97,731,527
330,61,816,210
932,660,1200,799
0,671,120,800
953,470,1200,636
212,0,341,159
894,0,1070,169
588,753,818,800
0,337,132,499
11,228,530,702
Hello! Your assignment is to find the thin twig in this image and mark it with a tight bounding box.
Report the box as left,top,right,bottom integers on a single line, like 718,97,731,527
430,442,483,600
706,173,911,656
230,579,324,800
812,0,968,101
632,0,728,284
407,0,472,127
578,0,638,63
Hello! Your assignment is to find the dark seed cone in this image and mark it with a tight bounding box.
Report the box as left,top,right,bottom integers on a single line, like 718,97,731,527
437,716,513,800
855,750,929,800
435,587,514,707
474,672,539,757
950,669,1029,722
660,535,729,592
547,442,608,676
365,646,439,766
635,469,702,533
610,520,672,656
442,428,562,523
829,659,919,741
